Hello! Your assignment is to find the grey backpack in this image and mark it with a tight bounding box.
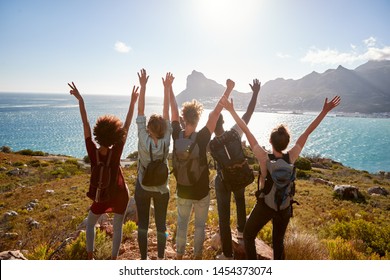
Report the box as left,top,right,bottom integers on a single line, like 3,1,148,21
259,154,297,212
172,131,206,186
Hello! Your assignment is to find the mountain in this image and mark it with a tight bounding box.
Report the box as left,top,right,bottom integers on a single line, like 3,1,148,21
176,60,390,113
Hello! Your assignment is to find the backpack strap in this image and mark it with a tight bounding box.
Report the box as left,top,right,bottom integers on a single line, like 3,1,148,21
106,149,113,166
95,149,112,166
149,142,154,162
148,141,166,163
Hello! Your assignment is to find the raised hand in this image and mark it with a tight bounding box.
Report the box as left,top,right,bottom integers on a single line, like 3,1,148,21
137,68,149,87
220,96,235,112
322,96,341,113
226,79,235,90
68,82,82,100
249,79,261,94
131,85,139,104
162,72,175,88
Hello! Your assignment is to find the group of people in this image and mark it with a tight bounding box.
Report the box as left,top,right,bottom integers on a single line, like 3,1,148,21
68,69,340,260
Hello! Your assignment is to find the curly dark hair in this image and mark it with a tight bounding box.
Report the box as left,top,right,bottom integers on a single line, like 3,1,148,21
93,115,125,147
270,124,290,153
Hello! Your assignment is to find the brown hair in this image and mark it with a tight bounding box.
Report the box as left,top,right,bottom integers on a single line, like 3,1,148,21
270,124,290,153
93,115,125,147
147,114,167,139
181,99,203,126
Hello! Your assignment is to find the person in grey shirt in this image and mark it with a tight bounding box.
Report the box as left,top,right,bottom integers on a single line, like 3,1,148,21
135,69,173,260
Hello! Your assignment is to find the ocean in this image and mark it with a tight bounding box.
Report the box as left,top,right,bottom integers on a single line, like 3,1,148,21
0,92,389,173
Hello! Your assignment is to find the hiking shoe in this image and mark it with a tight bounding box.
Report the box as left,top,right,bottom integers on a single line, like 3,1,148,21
237,231,244,239
216,253,233,260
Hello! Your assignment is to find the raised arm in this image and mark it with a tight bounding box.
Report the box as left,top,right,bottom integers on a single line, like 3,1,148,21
241,79,261,124
289,96,341,162
169,78,180,122
220,96,267,157
205,79,235,134
162,72,174,121
137,68,149,116
122,85,139,138
68,82,91,139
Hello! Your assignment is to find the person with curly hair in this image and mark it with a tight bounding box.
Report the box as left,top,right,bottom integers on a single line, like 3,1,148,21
134,69,173,260
170,79,236,259
68,81,139,260
220,95,341,260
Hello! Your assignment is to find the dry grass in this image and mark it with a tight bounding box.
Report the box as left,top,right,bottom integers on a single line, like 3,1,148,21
1,151,390,259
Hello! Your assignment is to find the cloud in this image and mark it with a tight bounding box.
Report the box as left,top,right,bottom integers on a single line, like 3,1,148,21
114,41,131,53
276,52,291,59
301,37,390,65
363,36,376,47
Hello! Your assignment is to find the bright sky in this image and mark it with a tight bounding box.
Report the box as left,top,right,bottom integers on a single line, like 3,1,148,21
0,0,389,96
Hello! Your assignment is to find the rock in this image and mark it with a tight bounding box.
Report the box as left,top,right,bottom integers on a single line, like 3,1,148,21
333,185,361,200
0,167,7,171
26,217,40,229
24,200,39,211
7,168,21,175
46,189,55,194
3,210,18,220
4,232,19,239
61,203,72,208
124,197,137,223
165,245,176,259
313,178,334,187
255,239,273,260
211,231,273,260
0,250,27,260
368,186,389,196
210,233,221,250
231,233,246,259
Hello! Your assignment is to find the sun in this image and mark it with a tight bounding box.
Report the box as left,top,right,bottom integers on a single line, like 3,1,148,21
192,0,259,33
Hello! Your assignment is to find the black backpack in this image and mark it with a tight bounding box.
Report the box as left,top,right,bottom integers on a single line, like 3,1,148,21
142,142,169,187
210,130,254,191
87,149,117,203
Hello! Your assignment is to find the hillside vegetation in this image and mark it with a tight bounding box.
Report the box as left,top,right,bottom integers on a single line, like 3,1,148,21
0,149,389,260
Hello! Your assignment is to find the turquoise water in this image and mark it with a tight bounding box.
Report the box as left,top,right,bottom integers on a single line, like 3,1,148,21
0,93,389,173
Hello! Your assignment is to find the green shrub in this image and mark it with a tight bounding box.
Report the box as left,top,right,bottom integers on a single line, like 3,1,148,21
26,244,54,260
296,169,311,179
65,158,79,166
122,221,138,240
1,146,12,153
64,229,111,260
127,151,138,160
325,237,364,260
257,222,273,245
295,157,312,171
321,219,390,256
16,149,46,156
83,155,90,164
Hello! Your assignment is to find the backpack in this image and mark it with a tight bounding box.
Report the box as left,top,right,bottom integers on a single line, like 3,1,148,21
142,142,169,187
210,130,254,191
172,131,206,186
257,153,297,212
87,149,116,203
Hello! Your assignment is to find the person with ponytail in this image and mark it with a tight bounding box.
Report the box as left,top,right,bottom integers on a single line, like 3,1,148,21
220,95,341,259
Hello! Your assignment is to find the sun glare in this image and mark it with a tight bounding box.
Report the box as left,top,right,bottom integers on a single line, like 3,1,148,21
193,0,259,32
